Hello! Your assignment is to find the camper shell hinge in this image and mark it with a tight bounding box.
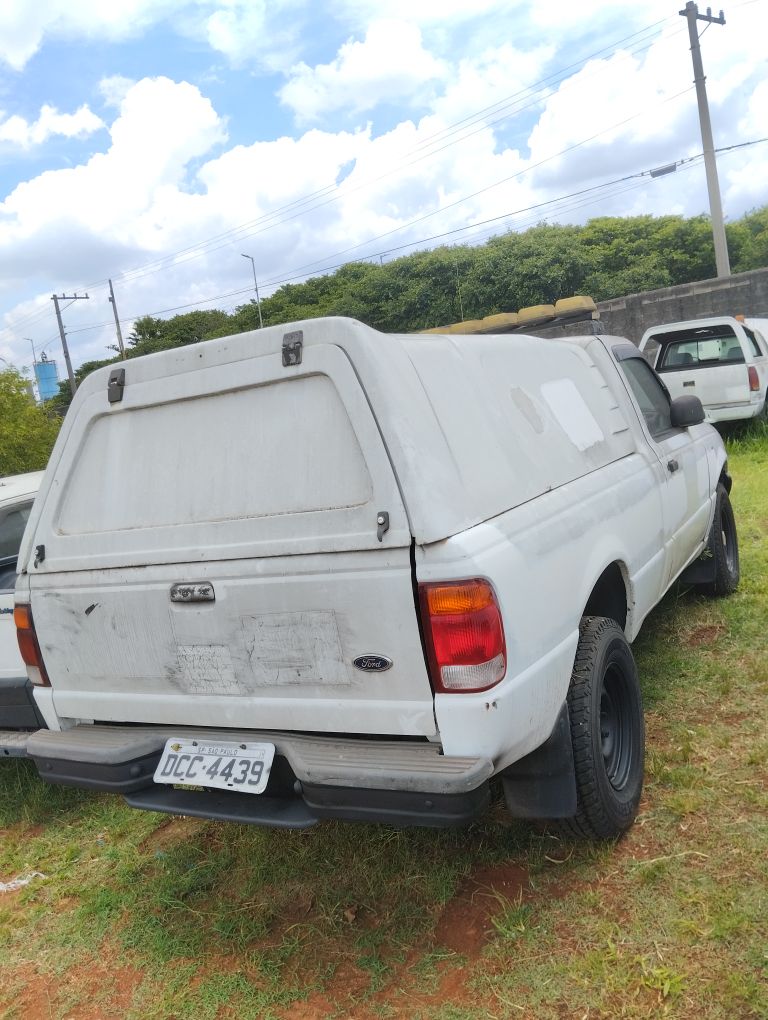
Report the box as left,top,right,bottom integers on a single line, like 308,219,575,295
108,368,126,404
282,330,303,367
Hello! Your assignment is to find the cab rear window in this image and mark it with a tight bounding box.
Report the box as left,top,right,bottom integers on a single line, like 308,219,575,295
657,326,744,371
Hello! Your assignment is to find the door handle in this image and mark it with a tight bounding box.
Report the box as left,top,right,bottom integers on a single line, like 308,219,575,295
667,459,679,474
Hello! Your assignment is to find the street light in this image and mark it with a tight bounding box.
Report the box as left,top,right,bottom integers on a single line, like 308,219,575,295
241,253,263,329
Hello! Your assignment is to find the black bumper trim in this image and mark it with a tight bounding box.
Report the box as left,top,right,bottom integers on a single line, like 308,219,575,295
302,780,490,827
0,676,45,730
125,786,317,829
33,752,161,793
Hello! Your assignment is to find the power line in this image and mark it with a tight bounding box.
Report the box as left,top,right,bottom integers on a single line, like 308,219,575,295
61,138,766,340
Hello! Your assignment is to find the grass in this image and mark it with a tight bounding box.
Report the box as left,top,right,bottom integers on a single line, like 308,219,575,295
1,424,766,1019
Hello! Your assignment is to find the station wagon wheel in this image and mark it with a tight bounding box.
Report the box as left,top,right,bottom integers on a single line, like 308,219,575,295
557,616,645,841
698,483,739,598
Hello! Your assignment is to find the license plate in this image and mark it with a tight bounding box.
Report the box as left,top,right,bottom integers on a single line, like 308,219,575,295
154,739,275,794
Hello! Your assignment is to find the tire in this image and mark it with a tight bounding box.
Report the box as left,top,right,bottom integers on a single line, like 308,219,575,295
698,483,739,598
557,616,645,841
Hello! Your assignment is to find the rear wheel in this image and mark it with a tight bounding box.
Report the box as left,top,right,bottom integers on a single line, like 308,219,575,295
698,483,739,598
557,616,644,840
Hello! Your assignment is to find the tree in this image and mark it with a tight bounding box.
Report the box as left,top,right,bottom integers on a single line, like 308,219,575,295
0,369,61,476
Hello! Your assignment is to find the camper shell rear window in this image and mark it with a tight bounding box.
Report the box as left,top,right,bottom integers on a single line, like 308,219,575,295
57,374,372,536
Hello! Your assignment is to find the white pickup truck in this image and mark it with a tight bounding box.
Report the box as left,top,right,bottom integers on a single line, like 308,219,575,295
639,316,768,424
17,318,739,839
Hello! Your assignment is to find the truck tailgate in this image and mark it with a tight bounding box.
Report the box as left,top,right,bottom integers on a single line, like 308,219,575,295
31,553,436,736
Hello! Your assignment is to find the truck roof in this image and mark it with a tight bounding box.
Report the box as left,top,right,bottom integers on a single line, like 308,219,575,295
641,316,748,342
0,471,43,508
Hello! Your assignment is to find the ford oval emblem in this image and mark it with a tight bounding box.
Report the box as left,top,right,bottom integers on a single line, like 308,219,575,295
353,654,393,673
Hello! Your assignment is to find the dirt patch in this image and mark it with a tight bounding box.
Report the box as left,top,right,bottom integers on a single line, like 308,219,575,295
278,961,371,1020
434,861,530,958
1,953,143,1020
138,814,207,853
686,624,725,647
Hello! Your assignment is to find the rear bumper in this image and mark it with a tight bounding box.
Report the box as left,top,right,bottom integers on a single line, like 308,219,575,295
705,398,765,423
28,724,494,828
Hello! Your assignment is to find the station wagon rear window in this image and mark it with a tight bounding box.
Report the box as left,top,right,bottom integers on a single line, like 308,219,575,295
656,325,744,371
56,374,373,535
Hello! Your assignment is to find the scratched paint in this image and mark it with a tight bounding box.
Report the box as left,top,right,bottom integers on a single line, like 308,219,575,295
175,644,244,695
241,610,350,686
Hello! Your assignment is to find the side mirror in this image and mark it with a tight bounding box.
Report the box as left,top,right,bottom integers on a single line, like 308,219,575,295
670,394,705,428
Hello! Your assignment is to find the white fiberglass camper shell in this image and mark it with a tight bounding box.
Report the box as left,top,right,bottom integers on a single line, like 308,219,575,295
18,317,737,838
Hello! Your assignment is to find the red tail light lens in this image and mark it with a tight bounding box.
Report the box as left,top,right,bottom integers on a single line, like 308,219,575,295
748,366,760,392
418,579,506,693
14,604,50,687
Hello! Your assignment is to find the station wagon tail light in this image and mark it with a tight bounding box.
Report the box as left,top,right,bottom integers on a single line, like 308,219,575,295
418,579,506,693
14,604,50,687
748,366,760,392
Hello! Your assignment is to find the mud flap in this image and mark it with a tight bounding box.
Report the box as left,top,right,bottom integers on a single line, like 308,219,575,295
501,704,577,819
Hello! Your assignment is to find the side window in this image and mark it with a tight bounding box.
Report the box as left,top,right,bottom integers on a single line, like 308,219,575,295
743,326,761,358
619,358,674,439
0,502,32,589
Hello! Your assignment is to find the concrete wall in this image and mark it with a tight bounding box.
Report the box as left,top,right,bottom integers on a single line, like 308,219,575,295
534,266,768,344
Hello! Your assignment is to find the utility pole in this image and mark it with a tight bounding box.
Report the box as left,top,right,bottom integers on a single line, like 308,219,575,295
679,1,730,278
25,338,38,401
241,253,263,328
108,279,126,359
52,293,89,396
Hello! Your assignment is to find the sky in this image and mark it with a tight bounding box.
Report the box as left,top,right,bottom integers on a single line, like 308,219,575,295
0,0,766,378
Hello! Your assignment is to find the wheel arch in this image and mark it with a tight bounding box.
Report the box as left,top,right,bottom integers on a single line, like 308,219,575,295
583,561,629,632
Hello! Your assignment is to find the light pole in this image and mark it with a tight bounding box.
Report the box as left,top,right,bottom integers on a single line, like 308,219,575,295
241,253,263,328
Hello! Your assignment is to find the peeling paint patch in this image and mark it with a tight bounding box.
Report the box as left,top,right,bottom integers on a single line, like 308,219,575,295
540,378,605,451
510,387,544,434
175,644,243,695
242,610,350,686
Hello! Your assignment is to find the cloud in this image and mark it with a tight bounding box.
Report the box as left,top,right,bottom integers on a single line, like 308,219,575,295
279,20,447,123
0,103,104,148
0,0,303,72
0,0,180,71
99,75,136,109
0,77,226,263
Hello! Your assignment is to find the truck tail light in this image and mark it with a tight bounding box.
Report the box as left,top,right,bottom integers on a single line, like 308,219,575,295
418,579,506,693
14,604,50,687
748,366,760,392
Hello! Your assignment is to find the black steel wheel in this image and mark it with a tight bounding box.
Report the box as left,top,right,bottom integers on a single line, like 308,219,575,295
698,483,740,598
557,616,645,840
